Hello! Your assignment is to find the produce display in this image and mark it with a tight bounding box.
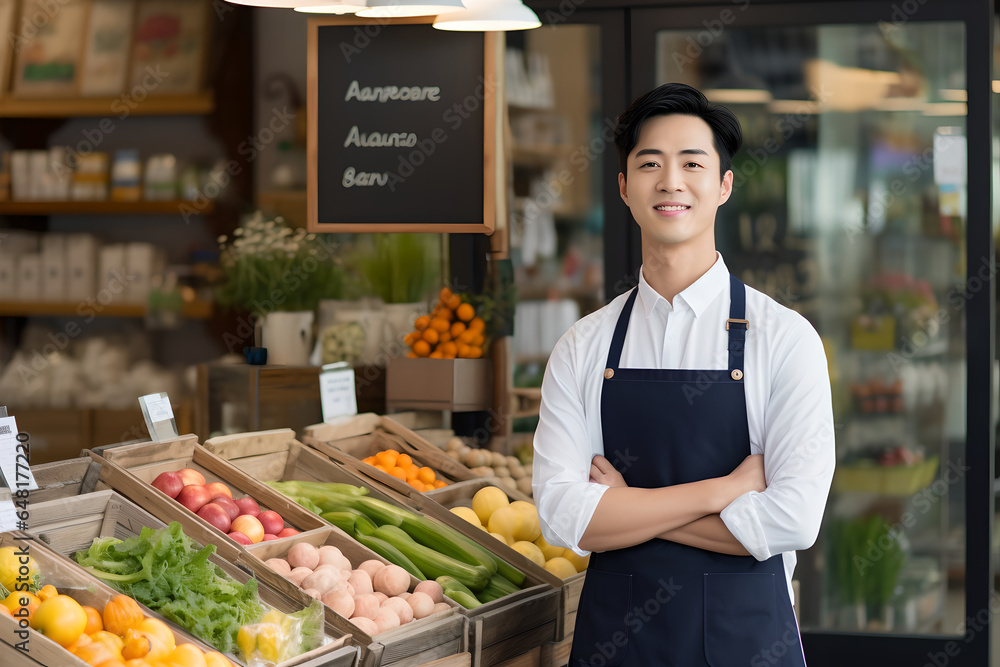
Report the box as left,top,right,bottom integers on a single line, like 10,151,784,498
267,480,530,609
261,541,453,636
73,521,325,665
403,288,487,359
151,468,300,545
0,545,238,666
444,439,533,497
360,449,449,492
449,486,588,580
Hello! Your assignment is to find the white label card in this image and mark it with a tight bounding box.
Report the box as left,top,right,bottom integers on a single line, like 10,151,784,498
142,394,174,423
0,499,17,532
320,365,358,422
0,416,39,493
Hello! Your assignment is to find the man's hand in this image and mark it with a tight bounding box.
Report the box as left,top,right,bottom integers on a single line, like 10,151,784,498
590,455,628,487
727,454,766,496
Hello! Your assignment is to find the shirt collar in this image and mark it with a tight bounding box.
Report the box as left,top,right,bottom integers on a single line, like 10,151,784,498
637,253,729,320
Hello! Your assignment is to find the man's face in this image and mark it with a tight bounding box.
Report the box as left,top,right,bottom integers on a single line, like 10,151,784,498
618,114,733,250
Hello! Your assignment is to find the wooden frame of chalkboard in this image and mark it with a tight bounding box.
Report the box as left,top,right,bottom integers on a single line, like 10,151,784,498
307,16,501,234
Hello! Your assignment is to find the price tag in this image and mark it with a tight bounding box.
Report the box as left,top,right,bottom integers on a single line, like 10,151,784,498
933,131,966,186
0,416,38,492
320,363,358,422
0,498,17,532
144,394,174,423
139,393,179,442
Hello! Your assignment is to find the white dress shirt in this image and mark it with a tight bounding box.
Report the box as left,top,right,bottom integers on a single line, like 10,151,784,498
532,253,835,601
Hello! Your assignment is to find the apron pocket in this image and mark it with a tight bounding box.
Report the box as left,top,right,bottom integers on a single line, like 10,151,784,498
570,569,633,667
703,572,778,667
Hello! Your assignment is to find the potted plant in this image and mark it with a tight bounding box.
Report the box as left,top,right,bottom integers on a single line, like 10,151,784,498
216,211,343,365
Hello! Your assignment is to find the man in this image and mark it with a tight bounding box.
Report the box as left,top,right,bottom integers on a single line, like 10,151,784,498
532,83,835,666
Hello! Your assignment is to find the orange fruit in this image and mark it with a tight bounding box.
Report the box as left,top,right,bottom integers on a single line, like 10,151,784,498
407,352,418,358
418,467,436,484
441,342,458,357
472,333,485,347
73,642,116,666
89,630,125,658
413,340,431,357
429,351,444,358
37,585,58,602
404,331,421,347
469,316,486,332
167,643,208,667
456,303,475,322
431,318,450,332
82,605,104,634
389,467,408,481
422,328,440,345
434,479,447,489
410,480,427,492
405,463,420,480
363,456,377,465
450,321,466,337
439,331,452,343
444,293,462,310
456,344,471,358
414,316,430,331
458,329,477,344
397,454,412,467
463,346,483,359
204,652,236,667
375,450,398,467
374,464,389,473
440,287,454,301
67,633,93,652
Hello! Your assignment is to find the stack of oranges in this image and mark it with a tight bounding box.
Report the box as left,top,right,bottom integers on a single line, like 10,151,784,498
363,450,448,492
404,287,487,359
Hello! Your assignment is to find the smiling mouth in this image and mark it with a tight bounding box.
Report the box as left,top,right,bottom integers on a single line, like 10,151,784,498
654,205,690,211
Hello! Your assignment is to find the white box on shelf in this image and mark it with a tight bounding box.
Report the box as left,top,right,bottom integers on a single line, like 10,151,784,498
41,234,66,301
16,254,41,300
124,242,162,304
9,150,28,200
0,230,40,255
98,244,127,304
0,253,15,297
65,234,100,301
28,150,50,200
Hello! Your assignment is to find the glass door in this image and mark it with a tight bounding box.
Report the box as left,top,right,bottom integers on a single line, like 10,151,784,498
632,2,992,664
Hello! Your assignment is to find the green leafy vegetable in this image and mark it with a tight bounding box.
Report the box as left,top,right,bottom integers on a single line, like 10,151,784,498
72,522,265,654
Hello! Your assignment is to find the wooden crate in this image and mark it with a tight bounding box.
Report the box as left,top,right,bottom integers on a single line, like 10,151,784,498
413,478,584,643
241,526,468,667
302,416,477,498
0,456,102,504
88,433,327,562
14,490,357,667
201,430,563,667
0,529,219,667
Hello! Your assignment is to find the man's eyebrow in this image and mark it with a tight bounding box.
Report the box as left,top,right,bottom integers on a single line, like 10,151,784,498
634,148,709,158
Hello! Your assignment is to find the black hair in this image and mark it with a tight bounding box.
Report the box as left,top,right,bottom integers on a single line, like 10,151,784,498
614,83,742,181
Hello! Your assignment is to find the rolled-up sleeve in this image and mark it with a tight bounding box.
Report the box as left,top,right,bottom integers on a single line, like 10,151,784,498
720,320,836,561
533,327,609,557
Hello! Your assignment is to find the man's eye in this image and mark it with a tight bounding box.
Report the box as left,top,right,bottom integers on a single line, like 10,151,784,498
641,161,659,168
685,162,702,169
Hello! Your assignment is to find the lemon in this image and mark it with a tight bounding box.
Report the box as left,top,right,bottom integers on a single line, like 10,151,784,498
472,486,510,525
510,541,546,568
489,532,509,545
544,557,579,579
509,500,541,542
534,534,564,561
487,504,519,544
450,506,483,527
562,548,590,572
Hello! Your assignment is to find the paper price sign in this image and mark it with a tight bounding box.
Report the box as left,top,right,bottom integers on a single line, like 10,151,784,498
0,416,38,494
320,363,359,422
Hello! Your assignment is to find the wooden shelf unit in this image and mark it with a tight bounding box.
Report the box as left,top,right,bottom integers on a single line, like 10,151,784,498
0,200,214,215
0,93,214,118
0,299,212,319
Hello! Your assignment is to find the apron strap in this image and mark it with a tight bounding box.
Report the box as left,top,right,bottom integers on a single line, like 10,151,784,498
604,288,638,371
727,274,748,374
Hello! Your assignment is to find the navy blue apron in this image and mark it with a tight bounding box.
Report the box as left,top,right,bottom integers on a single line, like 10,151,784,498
569,275,805,667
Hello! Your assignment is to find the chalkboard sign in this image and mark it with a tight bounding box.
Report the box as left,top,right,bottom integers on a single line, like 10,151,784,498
307,18,500,234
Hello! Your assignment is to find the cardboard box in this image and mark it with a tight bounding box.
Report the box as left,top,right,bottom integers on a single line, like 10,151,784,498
125,241,162,304
0,252,15,297
386,358,493,412
65,233,99,301
41,234,66,301
15,253,41,300
97,243,126,304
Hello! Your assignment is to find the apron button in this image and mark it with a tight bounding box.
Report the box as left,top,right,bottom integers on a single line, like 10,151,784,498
731,369,743,380
604,368,615,379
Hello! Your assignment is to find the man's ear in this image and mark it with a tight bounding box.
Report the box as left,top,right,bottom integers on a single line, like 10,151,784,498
718,170,734,206
618,172,629,206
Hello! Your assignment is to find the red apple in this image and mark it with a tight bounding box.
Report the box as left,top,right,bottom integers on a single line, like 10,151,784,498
276,527,299,538
228,531,253,545
197,503,233,533
151,471,184,499
176,485,212,513
234,497,261,518
257,510,285,535
177,468,206,487
263,534,279,541
210,495,241,522
204,482,232,499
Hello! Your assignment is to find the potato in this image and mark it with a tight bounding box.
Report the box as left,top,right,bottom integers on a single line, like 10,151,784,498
350,616,379,637
357,559,385,580
447,450,462,461
318,545,346,567
348,569,374,596
373,607,400,634
302,568,342,594
323,588,356,619
373,564,409,597
471,466,494,478
287,567,313,587
407,591,435,619
505,456,520,469
413,579,444,603
446,437,465,452
373,591,388,604
516,477,533,496
509,464,525,479
381,596,413,624
265,558,291,575
493,466,510,479
498,476,517,492
491,451,506,468
287,543,320,570
352,594,380,620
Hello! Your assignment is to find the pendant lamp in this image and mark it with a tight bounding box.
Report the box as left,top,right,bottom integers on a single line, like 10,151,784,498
295,0,366,12
357,0,465,18
433,0,540,31
225,0,345,8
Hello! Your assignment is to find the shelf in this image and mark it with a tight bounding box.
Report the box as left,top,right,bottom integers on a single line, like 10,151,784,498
0,200,214,216
512,144,571,168
0,92,214,118
0,299,212,319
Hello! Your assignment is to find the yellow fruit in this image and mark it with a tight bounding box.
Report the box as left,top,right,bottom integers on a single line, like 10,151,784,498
450,506,482,527
472,486,509,525
562,549,590,572
510,541,546,568
489,532,508,545
534,534,564,561
30,594,88,647
166,643,208,667
0,546,38,593
487,504,519,544
544,557,579,579
204,652,236,667
509,500,541,543
133,617,176,654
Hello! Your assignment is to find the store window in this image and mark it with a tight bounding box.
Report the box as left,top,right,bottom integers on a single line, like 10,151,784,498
657,21,968,635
